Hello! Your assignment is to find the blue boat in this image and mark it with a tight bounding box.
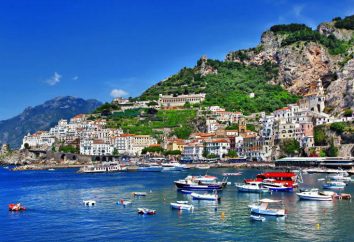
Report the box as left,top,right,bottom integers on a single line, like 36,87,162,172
180,190,193,194
137,165,163,172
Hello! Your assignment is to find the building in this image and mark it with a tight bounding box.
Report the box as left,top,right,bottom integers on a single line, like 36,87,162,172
158,93,206,107
21,131,56,149
204,139,230,159
182,142,204,160
166,138,185,152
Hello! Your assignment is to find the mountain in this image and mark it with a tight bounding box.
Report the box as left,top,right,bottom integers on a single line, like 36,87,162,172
139,15,354,116
0,96,102,148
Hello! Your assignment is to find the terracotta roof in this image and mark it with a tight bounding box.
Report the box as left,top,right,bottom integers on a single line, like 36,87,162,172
93,139,105,144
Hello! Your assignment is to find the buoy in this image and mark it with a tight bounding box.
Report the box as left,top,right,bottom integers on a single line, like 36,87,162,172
214,207,218,212
221,212,225,219
316,223,320,229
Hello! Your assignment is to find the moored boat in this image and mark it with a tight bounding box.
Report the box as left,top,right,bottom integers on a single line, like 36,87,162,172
117,199,132,206
235,182,269,193
132,192,147,196
83,200,96,206
223,172,242,176
262,179,293,192
78,162,126,173
174,175,227,191
137,164,163,172
248,199,286,216
180,190,193,194
137,208,156,215
328,173,352,182
296,189,333,201
191,191,220,201
245,172,297,188
170,202,194,210
196,165,211,170
8,203,26,211
323,181,346,189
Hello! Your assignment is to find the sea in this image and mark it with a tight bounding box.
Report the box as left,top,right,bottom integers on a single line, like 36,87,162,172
1,167,354,242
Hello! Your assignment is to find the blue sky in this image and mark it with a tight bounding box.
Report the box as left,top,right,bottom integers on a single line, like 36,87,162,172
0,0,353,120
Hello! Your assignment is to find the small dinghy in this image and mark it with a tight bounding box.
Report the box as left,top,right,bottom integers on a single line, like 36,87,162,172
8,203,26,212
180,190,193,194
83,200,96,206
117,199,132,206
137,208,156,215
333,193,352,200
133,192,147,197
176,200,189,204
250,215,265,222
191,191,220,201
170,202,194,211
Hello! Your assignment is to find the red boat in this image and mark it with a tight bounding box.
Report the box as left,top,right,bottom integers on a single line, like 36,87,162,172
244,172,298,188
8,203,26,212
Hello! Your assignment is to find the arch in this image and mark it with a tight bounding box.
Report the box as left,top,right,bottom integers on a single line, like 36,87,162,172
61,154,66,160
95,156,100,162
72,155,77,160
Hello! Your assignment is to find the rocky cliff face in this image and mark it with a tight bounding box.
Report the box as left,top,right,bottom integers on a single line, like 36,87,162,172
226,18,353,116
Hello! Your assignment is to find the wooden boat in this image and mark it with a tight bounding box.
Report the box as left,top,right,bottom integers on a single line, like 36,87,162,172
296,189,333,201
137,208,156,215
250,215,266,222
333,193,352,200
170,202,194,210
8,203,26,211
83,200,96,206
235,182,269,193
191,191,220,201
248,199,286,216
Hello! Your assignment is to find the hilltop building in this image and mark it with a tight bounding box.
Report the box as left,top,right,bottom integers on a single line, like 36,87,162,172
158,93,206,107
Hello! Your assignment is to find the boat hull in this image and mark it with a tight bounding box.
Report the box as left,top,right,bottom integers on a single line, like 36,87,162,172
296,193,332,201
175,182,225,191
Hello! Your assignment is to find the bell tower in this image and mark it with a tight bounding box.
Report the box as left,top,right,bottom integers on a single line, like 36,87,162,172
238,117,246,134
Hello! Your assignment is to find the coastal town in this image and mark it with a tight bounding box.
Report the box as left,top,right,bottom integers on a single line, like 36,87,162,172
18,78,353,167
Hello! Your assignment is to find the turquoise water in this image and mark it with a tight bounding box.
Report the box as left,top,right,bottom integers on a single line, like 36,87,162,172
1,167,353,241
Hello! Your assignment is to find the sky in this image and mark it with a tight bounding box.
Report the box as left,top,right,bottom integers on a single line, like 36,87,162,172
0,0,353,120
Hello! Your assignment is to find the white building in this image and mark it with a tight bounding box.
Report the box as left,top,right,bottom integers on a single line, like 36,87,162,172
158,93,206,107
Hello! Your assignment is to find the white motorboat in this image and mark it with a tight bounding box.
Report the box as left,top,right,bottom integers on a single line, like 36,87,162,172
328,173,351,182
117,199,132,206
79,162,126,173
223,172,242,176
196,165,211,170
248,199,286,216
176,200,189,204
191,191,220,201
235,182,269,193
161,162,184,171
170,202,194,210
323,181,346,189
261,179,293,192
132,192,147,196
83,200,96,206
296,189,334,201
250,215,266,222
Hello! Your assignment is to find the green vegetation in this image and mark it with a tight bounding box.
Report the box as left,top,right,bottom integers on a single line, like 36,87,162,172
270,24,312,33
225,124,239,130
106,109,197,139
164,150,182,156
141,146,164,154
330,122,354,134
326,142,338,157
314,125,328,146
334,15,354,30
94,102,119,113
140,60,299,115
59,145,79,154
280,139,301,156
227,150,238,158
343,109,353,117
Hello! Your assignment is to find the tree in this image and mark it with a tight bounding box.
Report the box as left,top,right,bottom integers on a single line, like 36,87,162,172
280,139,300,156
343,109,353,117
202,147,208,158
326,142,338,157
314,126,327,146
141,146,164,154
183,101,191,109
59,145,78,154
227,150,238,158
112,148,119,156
147,101,158,107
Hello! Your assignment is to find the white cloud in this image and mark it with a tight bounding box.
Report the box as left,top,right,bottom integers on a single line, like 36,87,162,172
110,89,129,98
46,72,62,86
292,5,304,18
72,76,79,80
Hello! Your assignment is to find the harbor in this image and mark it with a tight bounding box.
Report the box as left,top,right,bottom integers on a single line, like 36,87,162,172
1,166,354,241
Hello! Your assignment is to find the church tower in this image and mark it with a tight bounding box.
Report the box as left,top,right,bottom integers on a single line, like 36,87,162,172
238,117,246,134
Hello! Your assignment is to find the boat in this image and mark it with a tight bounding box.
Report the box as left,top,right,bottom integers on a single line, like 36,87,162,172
78,162,126,173
83,200,96,206
117,199,132,206
235,182,269,193
180,190,193,194
176,200,189,204
245,172,297,188
137,208,156,215
323,181,346,189
191,191,220,201
333,193,352,200
196,165,211,170
304,167,350,174
170,202,194,210
262,179,293,192
328,173,352,182
137,164,163,172
132,192,147,196
250,215,266,222
296,189,334,201
48,168,55,171
174,175,227,191
8,203,26,211
248,199,286,216
223,172,242,176
161,162,184,172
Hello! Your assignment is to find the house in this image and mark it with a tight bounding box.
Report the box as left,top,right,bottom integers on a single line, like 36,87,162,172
158,93,206,107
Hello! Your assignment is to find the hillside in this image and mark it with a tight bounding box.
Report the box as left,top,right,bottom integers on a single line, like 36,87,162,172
139,15,354,116
0,96,102,148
